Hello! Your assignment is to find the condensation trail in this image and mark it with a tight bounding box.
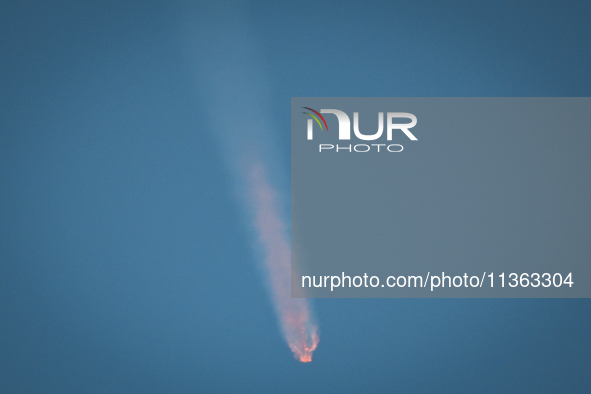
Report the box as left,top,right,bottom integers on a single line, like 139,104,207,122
182,3,319,362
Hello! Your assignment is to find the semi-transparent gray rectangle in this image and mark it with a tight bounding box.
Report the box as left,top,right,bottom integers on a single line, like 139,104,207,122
292,97,591,298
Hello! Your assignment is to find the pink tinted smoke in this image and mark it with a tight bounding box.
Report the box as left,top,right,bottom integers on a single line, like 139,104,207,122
247,161,319,362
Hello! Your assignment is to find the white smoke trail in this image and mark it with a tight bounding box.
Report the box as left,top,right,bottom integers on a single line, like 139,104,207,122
247,161,319,362
181,3,319,362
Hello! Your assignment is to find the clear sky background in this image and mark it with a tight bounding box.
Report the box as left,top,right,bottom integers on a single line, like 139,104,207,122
1,1,590,393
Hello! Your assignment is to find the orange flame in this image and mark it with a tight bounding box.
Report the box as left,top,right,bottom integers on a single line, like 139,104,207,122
247,161,319,362
290,327,320,362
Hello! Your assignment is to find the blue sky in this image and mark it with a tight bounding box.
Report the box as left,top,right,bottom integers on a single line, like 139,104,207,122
1,1,590,392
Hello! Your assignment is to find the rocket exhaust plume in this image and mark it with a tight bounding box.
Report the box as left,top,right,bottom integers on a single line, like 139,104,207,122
247,161,319,362
182,3,319,362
